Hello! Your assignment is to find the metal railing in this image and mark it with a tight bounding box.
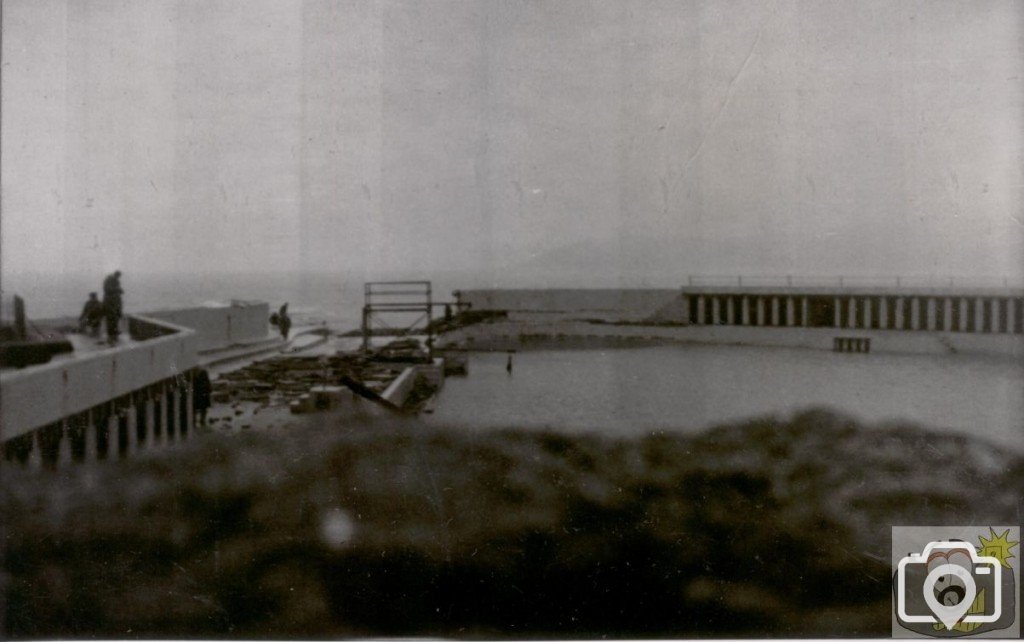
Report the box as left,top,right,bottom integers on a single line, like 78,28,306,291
683,275,1024,290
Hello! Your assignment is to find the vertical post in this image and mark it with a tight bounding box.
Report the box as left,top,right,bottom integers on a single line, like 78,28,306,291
427,282,433,359
166,383,177,442
910,297,921,330
105,411,117,460
185,372,195,437
85,408,99,461
123,401,136,454
178,381,189,438
67,412,88,463
175,385,183,440
27,429,43,470
711,296,720,325
786,297,795,327
135,391,149,450
152,387,164,446
696,296,706,326
741,297,750,325
959,298,969,332
926,298,937,331
894,297,905,330
991,298,1002,333
756,297,766,326
57,419,73,466
39,422,64,469
146,390,158,446
1006,298,1016,334
770,297,780,326
364,303,372,354
942,298,953,332
117,401,131,458
726,296,735,325
975,297,985,333
847,297,857,329
89,406,112,461
879,297,889,330
834,297,842,328
863,297,872,329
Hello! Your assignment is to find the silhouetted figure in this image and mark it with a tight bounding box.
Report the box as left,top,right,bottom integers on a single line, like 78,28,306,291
278,303,291,340
79,292,103,336
102,271,123,343
506,353,513,375
193,369,212,426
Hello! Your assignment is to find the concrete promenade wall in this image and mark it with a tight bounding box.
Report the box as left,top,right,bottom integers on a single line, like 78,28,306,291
148,301,269,352
0,315,198,443
457,286,1023,342
457,289,679,321
442,318,1024,359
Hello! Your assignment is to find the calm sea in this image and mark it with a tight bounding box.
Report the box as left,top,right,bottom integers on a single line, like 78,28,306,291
427,346,1024,450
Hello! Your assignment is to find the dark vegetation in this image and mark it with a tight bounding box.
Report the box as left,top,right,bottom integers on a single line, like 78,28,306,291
2,409,1021,638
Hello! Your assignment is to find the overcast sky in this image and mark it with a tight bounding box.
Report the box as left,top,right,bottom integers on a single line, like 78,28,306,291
2,0,1022,287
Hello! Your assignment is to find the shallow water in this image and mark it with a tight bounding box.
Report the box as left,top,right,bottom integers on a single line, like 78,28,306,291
427,346,1024,449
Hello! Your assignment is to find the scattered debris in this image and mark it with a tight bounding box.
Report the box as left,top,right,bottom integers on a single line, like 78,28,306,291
211,341,442,417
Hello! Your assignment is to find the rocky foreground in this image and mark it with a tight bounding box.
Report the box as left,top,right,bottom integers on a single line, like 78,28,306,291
2,409,1021,638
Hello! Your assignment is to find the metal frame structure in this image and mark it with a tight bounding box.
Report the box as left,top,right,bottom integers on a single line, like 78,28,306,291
360,281,471,356
361,281,435,354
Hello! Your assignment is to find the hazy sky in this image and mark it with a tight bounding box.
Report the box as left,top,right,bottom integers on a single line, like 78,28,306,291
2,0,1022,287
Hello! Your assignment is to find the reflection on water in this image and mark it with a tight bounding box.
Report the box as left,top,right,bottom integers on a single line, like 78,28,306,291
428,346,1024,449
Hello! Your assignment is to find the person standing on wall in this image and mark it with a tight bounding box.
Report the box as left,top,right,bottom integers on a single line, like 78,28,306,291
79,292,104,337
102,270,124,344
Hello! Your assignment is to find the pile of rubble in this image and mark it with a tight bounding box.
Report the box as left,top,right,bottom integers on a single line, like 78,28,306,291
211,353,412,415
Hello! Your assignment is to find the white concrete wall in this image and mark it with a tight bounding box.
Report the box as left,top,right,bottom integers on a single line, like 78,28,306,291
1,315,198,442
148,301,269,352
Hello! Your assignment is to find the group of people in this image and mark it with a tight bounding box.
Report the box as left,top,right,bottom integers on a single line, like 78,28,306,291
78,271,124,343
